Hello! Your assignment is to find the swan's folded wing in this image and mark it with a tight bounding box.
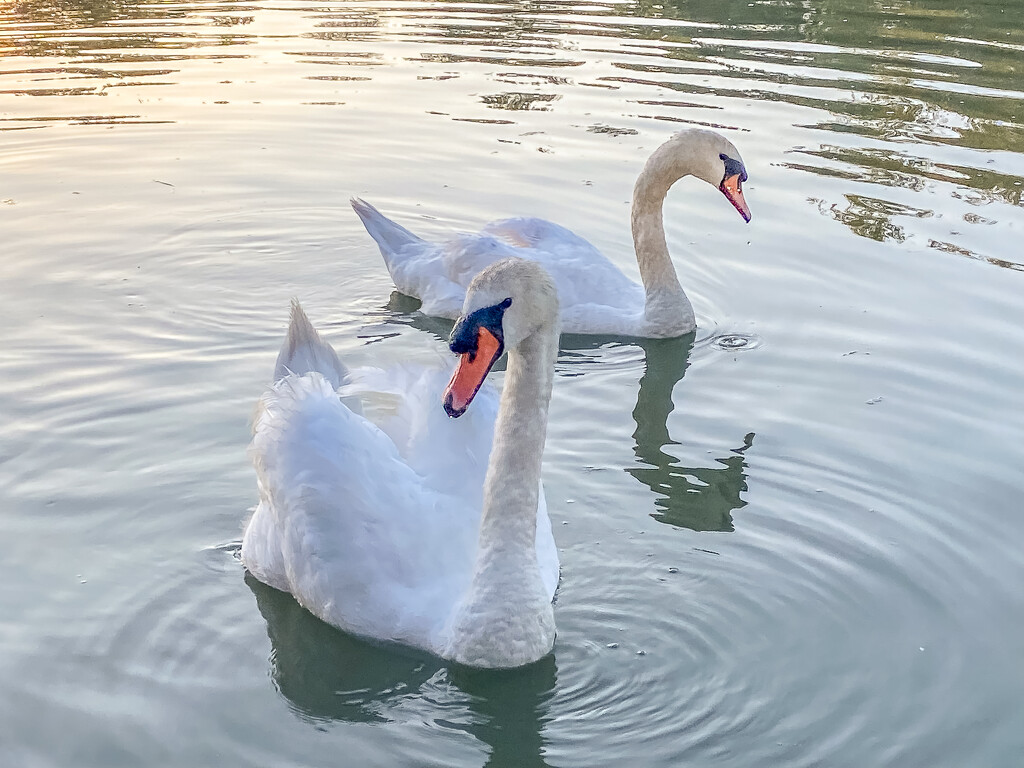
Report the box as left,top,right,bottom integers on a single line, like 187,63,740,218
244,372,474,644
439,233,524,291
483,217,604,258
440,221,638,315
482,217,644,313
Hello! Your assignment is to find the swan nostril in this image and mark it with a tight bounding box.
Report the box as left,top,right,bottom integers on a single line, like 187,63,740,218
449,318,478,355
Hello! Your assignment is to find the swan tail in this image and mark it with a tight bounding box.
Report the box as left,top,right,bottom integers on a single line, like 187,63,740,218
351,198,425,257
274,300,351,392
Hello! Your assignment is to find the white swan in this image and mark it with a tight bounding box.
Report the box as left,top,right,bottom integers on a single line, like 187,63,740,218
352,128,751,339
242,258,562,668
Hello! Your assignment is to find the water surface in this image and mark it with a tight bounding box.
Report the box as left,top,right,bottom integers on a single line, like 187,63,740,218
2,0,1023,765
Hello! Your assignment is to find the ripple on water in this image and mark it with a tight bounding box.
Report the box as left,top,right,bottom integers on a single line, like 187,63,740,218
59,558,260,690
709,332,761,351
536,387,1015,767
2,0,1024,766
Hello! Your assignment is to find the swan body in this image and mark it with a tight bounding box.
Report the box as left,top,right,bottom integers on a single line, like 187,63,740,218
352,128,751,338
243,259,562,668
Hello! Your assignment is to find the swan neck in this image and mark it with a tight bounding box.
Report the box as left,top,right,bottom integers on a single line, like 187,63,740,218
478,328,557,552
442,320,559,667
631,148,695,333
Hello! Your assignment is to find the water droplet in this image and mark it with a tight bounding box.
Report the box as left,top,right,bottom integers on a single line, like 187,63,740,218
636,650,646,656
667,567,679,574
606,642,619,649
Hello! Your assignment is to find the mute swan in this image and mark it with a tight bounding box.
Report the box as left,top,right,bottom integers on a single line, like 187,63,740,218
352,128,751,338
242,258,561,668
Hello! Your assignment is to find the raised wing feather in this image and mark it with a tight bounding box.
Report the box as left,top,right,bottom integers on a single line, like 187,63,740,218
244,373,474,647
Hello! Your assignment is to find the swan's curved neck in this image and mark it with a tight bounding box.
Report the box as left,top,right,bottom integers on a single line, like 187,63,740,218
444,322,558,667
631,144,696,335
477,328,557,570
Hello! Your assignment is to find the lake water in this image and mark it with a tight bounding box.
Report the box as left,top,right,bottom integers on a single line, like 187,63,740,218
2,0,1023,765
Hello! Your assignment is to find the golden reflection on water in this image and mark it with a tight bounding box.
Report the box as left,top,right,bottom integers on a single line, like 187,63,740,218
0,0,1020,271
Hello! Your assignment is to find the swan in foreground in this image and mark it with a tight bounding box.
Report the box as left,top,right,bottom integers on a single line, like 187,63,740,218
352,128,751,338
242,258,561,668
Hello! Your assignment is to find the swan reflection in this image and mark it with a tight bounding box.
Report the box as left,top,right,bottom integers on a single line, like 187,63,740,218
627,335,754,532
246,573,556,768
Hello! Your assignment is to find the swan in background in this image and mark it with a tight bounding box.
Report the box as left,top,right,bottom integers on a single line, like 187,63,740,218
352,128,751,338
242,258,562,668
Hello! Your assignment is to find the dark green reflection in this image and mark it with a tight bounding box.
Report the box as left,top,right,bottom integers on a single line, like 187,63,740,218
627,335,753,532
383,291,453,338
246,573,556,767
449,660,557,768
246,572,440,724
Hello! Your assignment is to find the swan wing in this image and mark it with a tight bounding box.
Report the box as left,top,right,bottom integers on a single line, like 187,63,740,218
243,368,558,647
354,201,643,327
243,372,475,648
438,219,644,317
273,299,350,388
482,216,604,258
483,217,645,315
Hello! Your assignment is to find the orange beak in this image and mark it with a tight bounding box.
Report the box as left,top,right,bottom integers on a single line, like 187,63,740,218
443,327,503,418
719,173,751,223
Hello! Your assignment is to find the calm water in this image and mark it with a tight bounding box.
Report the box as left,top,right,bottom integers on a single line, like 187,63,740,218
2,0,1023,765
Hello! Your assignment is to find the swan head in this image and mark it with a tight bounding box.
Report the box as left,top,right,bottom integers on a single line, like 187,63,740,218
443,258,558,418
647,129,751,223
